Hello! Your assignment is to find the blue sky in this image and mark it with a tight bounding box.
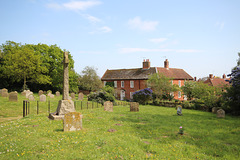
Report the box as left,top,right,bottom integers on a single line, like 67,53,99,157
1,0,239,79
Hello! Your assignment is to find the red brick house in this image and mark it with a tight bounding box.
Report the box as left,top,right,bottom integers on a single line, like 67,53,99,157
101,59,193,100
204,74,230,88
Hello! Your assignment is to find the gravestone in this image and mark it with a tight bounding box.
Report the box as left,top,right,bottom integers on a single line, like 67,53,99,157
1,88,8,97
49,94,55,99
25,90,33,98
63,112,83,132
78,92,84,100
47,92,52,97
39,94,46,102
70,93,75,99
217,109,225,118
130,102,139,112
56,91,60,97
49,52,75,120
177,105,182,115
212,107,218,114
21,90,26,96
28,94,35,101
38,90,43,96
43,91,47,94
104,101,113,112
9,91,18,102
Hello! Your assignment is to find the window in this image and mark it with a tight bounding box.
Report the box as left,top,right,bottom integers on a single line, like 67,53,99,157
121,81,124,88
178,91,181,98
178,80,181,87
130,81,134,88
114,81,117,88
130,92,133,99
104,81,106,87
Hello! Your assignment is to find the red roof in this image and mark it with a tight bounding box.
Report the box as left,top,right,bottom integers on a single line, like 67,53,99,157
204,78,230,88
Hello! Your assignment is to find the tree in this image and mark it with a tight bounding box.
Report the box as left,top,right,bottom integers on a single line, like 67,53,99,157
181,81,195,100
0,41,50,90
147,73,179,100
133,88,152,104
78,66,102,92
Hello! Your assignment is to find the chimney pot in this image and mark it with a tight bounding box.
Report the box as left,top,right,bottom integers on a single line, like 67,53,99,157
143,59,151,69
164,59,169,69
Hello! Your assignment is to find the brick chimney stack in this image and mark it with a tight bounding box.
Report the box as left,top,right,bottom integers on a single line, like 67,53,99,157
222,74,226,79
209,74,213,79
142,59,150,69
164,59,169,69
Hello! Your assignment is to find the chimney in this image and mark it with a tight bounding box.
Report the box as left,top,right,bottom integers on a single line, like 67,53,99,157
209,74,213,79
164,59,169,69
194,77,197,81
142,59,150,69
222,74,226,79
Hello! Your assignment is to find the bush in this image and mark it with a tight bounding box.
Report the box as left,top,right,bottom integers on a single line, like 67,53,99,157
133,88,152,104
88,86,115,104
182,101,194,109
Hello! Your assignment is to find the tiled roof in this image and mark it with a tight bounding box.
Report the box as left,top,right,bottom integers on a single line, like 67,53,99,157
101,67,193,80
156,67,193,80
204,78,230,88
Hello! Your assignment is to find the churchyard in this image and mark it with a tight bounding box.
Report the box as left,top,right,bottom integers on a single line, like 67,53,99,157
0,93,240,159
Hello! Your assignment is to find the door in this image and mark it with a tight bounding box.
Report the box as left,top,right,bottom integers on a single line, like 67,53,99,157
120,90,125,100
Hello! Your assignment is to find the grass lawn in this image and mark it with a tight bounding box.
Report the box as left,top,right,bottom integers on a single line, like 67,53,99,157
0,95,240,159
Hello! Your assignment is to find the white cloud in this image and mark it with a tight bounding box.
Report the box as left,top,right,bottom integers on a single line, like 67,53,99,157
89,26,112,34
128,17,159,31
81,14,101,23
63,0,102,11
119,47,201,54
149,38,167,43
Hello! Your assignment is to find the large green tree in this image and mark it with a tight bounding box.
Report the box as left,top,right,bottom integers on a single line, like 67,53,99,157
147,73,179,100
78,66,102,92
0,41,50,90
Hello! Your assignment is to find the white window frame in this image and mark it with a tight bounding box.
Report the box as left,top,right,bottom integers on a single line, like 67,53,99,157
178,91,181,98
130,81,134,88
178,80,181,87
114,81,117,88
121,81,124,88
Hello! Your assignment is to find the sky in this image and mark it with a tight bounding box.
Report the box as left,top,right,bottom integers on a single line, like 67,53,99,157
1,0,240,79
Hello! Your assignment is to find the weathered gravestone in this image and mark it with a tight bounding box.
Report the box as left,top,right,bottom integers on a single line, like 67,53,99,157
21,90,26,96
70,93,75,99
25,90,33,98
47,92,52,97
177,105,182,115
130,102,139,112
1,88,8,97
217,109,225,118
56,91,60,97
9,91,18,102
39,94,46,102
49,94,55,99
104,101,113,112
38,90,43,96
63,112,83,132
212,107,218,114
49,52,75,120
28,94,35,101
78,92,84,100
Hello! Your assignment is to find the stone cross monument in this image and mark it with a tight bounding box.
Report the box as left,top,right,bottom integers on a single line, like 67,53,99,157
49,51,76,120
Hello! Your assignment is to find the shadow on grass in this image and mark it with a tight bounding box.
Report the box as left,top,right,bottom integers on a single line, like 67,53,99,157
55,128,64,132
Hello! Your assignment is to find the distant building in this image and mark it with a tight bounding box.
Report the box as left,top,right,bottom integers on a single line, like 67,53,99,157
204,74,230,88
101,59,193,100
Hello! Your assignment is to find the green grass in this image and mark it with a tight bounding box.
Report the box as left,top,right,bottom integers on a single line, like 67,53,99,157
0,95,240,159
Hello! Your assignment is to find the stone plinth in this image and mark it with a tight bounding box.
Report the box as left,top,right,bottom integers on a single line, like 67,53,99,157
9,91,18,102
104,101,113,112
49,100,76,120
78,92,84,100
63,112,83,132
130,102,139,112
1,88,8,97
217,109,225,118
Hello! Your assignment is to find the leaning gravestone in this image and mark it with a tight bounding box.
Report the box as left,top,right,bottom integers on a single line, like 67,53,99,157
104,101,113,112
39,94,46,102
63,112,83,132
130,102,139,112
28,94,35,101
1,88,8,97
9,91,18,102
217,109,225,118
177,105,182,115
38,90,43,96
70,93,75,99
78,92,84,100
56,91,60,97
212,107,218,114
49,52,75,120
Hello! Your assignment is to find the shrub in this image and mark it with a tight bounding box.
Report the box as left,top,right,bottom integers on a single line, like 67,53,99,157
133,88,152,104
88,86,115,104
182,101,194,109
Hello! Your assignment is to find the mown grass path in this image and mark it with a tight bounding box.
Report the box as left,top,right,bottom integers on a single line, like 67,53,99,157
0,104,240,159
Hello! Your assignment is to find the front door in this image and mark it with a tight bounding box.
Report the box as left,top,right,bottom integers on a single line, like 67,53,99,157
120,90,125,100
